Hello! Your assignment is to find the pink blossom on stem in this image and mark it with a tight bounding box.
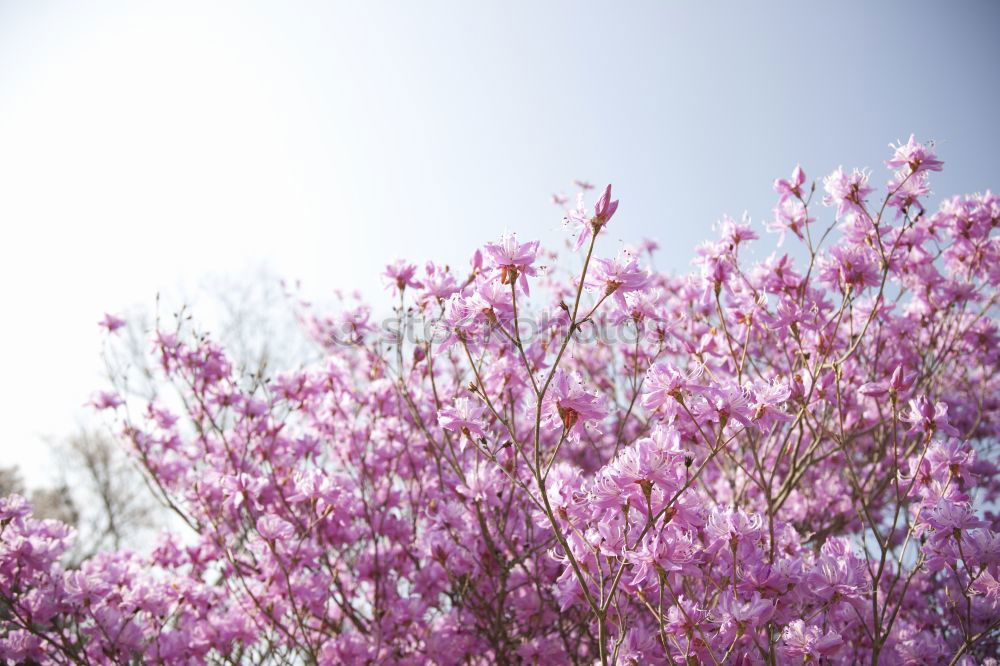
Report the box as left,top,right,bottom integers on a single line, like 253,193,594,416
823,166,875,218
483,232,540,296
437,397,487,439
98,313,126,333
886,134,944,176
584,249,649,307
383,259,423,292
773,164,806,204
542,370,607,437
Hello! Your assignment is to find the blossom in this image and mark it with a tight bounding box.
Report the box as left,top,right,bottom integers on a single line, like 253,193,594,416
886,134,944,175
601,426,686,500
89,391,123,410
99,313,126,333
705,506,764,557
584,249,649,307
483,232,540,295
611,287,669,329
749,378,792,429
970,568,1000,606
628,528,700,588
593,183,619,226
924,500,986,544
773,164,806,204
256,514,295,542
664,596,709,640
642,363,706,415
901,396,960,437
0,494,31,522
823,166,874,218
817,244,881,291
563,184,619,250
887,169,931,216
859,364,913,398
542,370,606,436
712,591,774,634
925,438,978,486
767,197,814,246
383,259,423,292
808,539,867,603
780,621,843,660
437,397,487,439
718,212,758,247
695,383,755,429
418,262,460,305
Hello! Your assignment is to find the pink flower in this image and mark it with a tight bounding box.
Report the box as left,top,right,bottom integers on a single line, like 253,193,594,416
483,232,540,296
585,249,649,307
664,597,709,640
705,507,764,556
383,259,423,292
924,500,986,544
419,262,460,305
886,134,944,175
593,183,619,226
563,184,619,250
750,379,793,429
0,494,31,522
901,396,959,437
718,213,758,247
781,620,843,660
642,363,706,414
256,514,295,542
628,528,700,588
925,438,978,486
817,244,881,291
823,166,874,218
773,165,806,204
98,313,126,333
543,370,606,436
970,568,1000,605
713,591,774,634
695,383,755,429
887,169,930,215
89,391,123,410
859,364,914,398
808,539,868,603
437,397,487,439
602,426,686,498
767,198,813,246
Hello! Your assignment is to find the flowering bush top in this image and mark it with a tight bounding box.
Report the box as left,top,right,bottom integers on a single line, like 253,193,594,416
3,136,999,664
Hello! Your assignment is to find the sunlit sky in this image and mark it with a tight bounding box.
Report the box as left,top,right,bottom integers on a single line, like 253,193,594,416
1,1,998,484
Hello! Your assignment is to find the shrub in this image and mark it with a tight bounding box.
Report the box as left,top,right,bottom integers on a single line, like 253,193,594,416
2,136,998,664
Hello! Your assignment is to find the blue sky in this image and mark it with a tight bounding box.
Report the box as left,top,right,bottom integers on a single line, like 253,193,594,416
1,1,998,482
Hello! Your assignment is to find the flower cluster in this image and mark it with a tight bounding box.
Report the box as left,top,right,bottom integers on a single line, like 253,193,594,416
3,136,999,664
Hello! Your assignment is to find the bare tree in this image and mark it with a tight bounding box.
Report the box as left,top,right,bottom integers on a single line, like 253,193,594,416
55,430,160,561
0,466,78,529
1,267,318,564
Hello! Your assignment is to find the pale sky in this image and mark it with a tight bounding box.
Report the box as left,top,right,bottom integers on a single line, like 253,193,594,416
1,1,998,484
